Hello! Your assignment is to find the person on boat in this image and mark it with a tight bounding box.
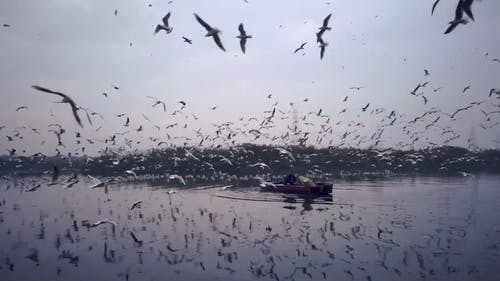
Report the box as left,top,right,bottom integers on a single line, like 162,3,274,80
284,174,297,184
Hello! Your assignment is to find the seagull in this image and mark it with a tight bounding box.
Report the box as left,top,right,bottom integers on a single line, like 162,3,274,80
362,103,370,112
91,219,117,227
147,96,166,112
16,106,28,112
125,170,139,180
130,200,143,210
237,23,252,54
168,174,186,185
248,162,270,169
32,85,83,127
154,12,173,34
444,0,468,34
424,69,430,76
349,86,364,90
182,36,193,44
194,13,225,51
294,42,307,54
87,175,112,188
463,85,471,93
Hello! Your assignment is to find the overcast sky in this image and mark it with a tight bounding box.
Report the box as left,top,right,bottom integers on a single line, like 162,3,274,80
1,0,499,155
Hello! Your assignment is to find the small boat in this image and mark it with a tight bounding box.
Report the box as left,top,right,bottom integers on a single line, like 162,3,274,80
260,181,333,194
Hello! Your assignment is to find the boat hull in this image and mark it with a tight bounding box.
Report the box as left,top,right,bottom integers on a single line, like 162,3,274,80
260,182,332,194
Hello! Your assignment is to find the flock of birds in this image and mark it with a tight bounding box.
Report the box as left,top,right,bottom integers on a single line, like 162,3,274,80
1,0,497,159
1,2,499,280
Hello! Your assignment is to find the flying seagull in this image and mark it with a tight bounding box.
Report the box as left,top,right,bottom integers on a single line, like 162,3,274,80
32,85,83,127
294,42,307,54
155,12,173,34
182,36,192,44
237,23,252,54
91,219,117,228
444,0,468,34
130,200,143,210
194,13,225,51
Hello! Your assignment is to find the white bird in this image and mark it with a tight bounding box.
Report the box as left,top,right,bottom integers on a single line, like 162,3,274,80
125,170,138,180
276,148,295,161
91,219,117,227
154,12,173,34
248,162,270,169
168,174,186,185
88,175,112,188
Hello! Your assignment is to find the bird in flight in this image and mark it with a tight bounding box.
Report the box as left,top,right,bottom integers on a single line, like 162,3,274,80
130,200,143,210
294,42,307,54
182,36,192,44
316,13,332,42
444,0,471,34
463,85,471,93
32,85,83,127
155,12,173,34
237,23,252,54
194,13,225,51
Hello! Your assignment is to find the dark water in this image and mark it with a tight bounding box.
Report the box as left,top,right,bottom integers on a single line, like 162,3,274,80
0,175,499,281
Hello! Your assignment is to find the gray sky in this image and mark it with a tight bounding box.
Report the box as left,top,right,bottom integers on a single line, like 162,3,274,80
1,0,500,155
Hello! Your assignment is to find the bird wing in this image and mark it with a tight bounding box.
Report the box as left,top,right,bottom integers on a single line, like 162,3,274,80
322,13,332,27
431,0,441,15
194,13,212,31
70,103,83,127
32,85,66,99
454,0,464,20
444,22,459,34
316,30,325,42
320,45,325,59
162,12,171,26
162,102,166,112
238,23,246,36
240,38,246,54
154,25,163,34
462,0,474,21
212,34,226,51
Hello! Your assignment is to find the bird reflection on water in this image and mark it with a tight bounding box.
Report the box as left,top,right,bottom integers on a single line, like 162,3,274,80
0,175,499,281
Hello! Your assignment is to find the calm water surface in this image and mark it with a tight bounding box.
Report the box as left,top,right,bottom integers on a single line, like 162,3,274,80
0,175,499,281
